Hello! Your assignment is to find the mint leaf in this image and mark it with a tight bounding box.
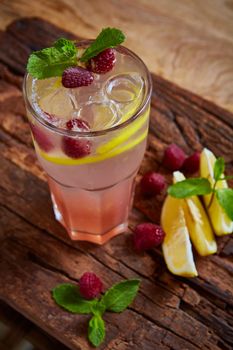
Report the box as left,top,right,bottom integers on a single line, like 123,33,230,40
52,283,97,314
27,38,77,79
216,188,233,220
100,279,140,313
220,176,233,181
214,157,225,181
80,28,125,62
168,178,212,198
88,314,105,347
91,301,106,316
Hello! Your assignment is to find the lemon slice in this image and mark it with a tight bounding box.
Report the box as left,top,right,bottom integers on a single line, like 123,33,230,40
173,171,217,256
36,130,147,165
200,148,233,235
161,195,198,277
96,107,149,155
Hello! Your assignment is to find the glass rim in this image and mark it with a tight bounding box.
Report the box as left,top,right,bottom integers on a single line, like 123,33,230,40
23,42,152,138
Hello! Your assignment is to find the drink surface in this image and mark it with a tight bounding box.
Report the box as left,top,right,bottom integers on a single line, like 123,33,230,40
25,44,150,188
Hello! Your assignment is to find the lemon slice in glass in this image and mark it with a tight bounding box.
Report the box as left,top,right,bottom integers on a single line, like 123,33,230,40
36,129,147,165
161,194,198,277
200,148,233,235
173,171,217,256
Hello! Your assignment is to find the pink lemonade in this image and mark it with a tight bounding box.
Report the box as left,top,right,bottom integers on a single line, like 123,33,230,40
24,42,152,244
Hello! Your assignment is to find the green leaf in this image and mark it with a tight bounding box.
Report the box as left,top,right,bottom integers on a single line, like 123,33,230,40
52,283,97,314
27,38,77,79
88,314,105,347
100,279,140,313
220,176,233,181
80,27,125,62
214,157,225,181
91,300,106,316
216,188,233,220
168,178,212,198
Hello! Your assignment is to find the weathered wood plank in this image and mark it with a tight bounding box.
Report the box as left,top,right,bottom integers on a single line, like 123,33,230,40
0,18,232,350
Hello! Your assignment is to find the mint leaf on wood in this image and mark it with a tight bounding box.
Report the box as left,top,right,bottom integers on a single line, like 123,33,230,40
168,178,212,198
100,279,140,313
80,28,125,62
214,157,225,181
216,188,233,220
27,38,77,79
88,314,105,347
52,283,97,314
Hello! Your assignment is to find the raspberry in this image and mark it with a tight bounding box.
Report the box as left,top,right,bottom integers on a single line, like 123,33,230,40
140,172,166,196
79,272,103,300
182,152,200,174
62,67,94,88
66,118,90,131
133,223,165,252
62,137,91,159
163,144,186,171
30,123,53,152
88,49,116,74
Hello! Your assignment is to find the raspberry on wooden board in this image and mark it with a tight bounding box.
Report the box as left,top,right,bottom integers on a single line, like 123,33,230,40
79,272,103,299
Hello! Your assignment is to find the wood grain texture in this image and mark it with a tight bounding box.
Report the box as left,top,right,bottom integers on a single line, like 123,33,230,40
0,0,233,113
0,301,69,350
0,18,233,350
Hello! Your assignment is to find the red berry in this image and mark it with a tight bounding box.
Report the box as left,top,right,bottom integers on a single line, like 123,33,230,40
163,144,186,171
182,152,200,174
79,272,103,300
133,223,165,252
140,172,166,196
62,137,91,159
62,67,94,88
88,49,116,74
30,123,53,152
66,118,90,131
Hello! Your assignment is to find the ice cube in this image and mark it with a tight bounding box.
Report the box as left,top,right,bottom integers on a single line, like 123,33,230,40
32,78,74,122
71,100,119,130
105,73,144,103
104,73,144,121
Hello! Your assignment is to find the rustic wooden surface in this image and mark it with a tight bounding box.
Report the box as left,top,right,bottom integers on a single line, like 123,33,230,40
0,0,233,113
0,17,233,350
0,301,69,350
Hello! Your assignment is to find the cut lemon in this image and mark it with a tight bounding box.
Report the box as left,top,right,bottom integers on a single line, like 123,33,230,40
161,195,198,277
173,171,217,256
36,130,147,166
200,148,233,235
96,107,150,155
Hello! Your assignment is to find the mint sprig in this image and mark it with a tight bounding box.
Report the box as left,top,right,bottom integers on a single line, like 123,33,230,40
52,279,140,347
167,157,233,221
80,28,125,62
168,178,212,198
27,28,125,79
27,38,77,79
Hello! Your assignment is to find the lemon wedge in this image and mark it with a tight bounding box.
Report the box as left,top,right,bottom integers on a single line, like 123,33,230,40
173,171,217,256
200,148,233,235
161,195,198,277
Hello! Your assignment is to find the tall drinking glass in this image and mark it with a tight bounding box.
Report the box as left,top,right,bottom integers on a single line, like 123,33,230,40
23,42,152,244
